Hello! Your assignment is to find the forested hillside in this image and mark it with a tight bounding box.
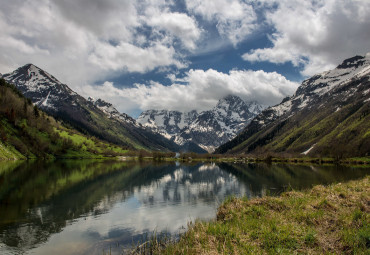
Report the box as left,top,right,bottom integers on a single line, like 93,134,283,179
0,78,128,160
3,64,181,152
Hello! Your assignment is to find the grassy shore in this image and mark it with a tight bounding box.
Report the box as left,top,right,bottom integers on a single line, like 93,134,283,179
140,176,369,254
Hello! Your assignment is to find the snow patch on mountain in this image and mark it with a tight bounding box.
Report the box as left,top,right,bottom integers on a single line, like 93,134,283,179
299,55,370,97
260,54,370,128
138,95,266,152
3,64,139,126
88,97,139,126
3,64,80,110
137,110,198,137
302,144,316,155
216,53,370,154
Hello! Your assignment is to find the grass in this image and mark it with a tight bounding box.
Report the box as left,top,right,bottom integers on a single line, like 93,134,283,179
0,140,26,160
139,176,370,254
55,128,129,156
0,121,130,160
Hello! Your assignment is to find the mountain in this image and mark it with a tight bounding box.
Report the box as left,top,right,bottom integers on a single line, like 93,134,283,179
0,78,132,159
216,54,370,157
136,109,207,153
87,97,138,127
138,95,265,152
2,64,180,151
137,110,198,139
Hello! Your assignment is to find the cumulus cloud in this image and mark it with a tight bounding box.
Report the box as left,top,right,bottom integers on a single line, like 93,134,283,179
81,69,299,114
88,41,186,73
1,0,368,118
146,12,202,50
51,0,138,41
243,0,370,76
0,0,197,88
185,0,257,46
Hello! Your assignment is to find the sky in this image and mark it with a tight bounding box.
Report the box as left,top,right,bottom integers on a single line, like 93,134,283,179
0,0,369,117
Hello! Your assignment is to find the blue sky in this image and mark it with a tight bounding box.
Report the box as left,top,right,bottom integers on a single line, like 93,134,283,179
0,0,369,117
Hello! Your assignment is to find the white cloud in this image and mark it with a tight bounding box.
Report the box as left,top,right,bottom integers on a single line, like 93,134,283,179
0,0,194,89
243,0,370,76
78,81,140,115
81,69,298,115
88,41,186,73
146,12,202,50
185,0,257,46
1,0,367,119
51,0,139,41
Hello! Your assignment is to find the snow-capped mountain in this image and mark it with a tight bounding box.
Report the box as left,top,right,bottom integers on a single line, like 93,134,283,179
3,64,139,127
138,95,266,152
2,64,182,151
87,97,138,127
247,101,266,115
137,110,198,139
216,54,370,156
3,64,78,111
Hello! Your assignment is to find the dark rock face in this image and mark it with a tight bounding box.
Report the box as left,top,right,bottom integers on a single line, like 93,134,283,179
337,56,366,69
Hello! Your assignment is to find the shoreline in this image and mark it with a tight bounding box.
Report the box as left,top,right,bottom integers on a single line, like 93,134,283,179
1,154,370,166
135,175,370,254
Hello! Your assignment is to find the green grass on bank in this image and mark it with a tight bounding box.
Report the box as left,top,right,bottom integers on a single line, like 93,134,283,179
143,176,370,254
0,140,26,160
55,128,129,157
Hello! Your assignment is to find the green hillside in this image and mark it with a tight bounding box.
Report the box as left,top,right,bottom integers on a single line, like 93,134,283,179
228,101,370,157
0,78,128,160
216,56,370,158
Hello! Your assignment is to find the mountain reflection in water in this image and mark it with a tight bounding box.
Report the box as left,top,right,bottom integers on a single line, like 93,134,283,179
0,160,369,254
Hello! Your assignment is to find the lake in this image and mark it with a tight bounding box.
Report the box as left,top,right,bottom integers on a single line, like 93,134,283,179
0,160,369,254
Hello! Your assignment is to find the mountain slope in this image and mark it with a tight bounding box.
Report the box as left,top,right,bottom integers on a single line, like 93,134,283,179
216,54,370,157
136,109,207,153
138,95,265,152
3,64,180,151
0,78,130,159
137,110,198,140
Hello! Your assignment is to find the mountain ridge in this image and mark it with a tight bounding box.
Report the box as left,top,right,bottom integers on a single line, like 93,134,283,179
138,95,266,152
0,77,131,159
2,64,182,152
215,54,370,157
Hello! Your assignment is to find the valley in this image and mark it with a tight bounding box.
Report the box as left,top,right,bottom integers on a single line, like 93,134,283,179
1,1,369,255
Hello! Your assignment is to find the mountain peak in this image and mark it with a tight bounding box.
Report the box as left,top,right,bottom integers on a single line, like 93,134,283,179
4,63,62,88
216,95,246,110
296,53,370,98
24,63,38,68
2,63,78,110
222,94,243,102
217,95,244,105
16,63,44,75
337,55,366,69
138,94,265,152
216,54,370,156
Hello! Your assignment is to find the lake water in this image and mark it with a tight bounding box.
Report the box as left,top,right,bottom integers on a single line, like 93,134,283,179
0,160,369,254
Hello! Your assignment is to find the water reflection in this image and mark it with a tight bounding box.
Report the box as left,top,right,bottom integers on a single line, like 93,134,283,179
0,161,369,254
